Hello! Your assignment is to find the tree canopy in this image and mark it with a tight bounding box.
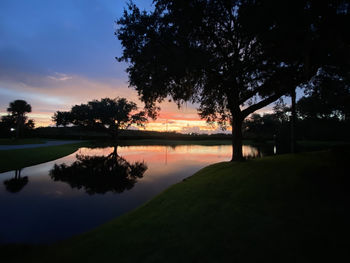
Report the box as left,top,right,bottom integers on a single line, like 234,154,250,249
117,0,300,160
52,111,72,127
117,0,349,160
52,97,147,139
298,66,350,120
7,100,32,116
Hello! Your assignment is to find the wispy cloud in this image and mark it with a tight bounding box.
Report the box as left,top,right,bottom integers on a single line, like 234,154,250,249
48,73,73,81
0,71,204,127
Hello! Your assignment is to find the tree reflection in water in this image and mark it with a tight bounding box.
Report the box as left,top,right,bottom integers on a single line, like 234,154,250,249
4,169,28,193
50,150,147,194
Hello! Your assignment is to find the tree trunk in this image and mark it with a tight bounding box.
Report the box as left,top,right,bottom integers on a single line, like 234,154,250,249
113,145,119,157
15,115,21,139
231,117,244,162
290,88,296,153
113,127,119,156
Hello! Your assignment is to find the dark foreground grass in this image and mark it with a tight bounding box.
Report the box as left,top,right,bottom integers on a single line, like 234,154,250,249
0,142,89,173
3,149,349,263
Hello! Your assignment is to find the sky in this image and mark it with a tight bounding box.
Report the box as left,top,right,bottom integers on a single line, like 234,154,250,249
0,0,279,133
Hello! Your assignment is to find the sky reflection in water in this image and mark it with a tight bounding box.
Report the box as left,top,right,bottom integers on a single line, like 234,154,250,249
0,144,259,244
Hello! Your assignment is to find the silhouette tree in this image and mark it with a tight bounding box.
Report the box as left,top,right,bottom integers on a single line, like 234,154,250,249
3,100,33,139
50,151,147,194
244,113,281,140
53,97,147,141
52,111,71,127
240,0,350,152
298,66,350,120
117,1,294,161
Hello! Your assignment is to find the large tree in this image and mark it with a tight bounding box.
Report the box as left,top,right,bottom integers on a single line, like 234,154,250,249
53,97,147,140
117,0,295,161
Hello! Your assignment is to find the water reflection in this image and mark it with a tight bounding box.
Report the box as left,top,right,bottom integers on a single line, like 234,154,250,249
3,169,28,193
0,144,265,244
50,149,147,195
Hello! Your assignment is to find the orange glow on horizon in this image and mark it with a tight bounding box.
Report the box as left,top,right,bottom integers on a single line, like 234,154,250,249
1,109,229,134
0,71,273,133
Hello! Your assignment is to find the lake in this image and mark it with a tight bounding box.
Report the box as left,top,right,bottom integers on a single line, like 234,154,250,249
0,144,263,244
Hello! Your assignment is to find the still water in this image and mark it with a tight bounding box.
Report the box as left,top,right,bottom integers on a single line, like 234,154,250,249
0,144,261,244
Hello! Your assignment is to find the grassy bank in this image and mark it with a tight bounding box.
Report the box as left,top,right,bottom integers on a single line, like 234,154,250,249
0,142,89,173
4,149,349,262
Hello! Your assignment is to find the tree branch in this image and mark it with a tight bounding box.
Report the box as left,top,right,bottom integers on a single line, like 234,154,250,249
241,91,286,118
238,83,269,105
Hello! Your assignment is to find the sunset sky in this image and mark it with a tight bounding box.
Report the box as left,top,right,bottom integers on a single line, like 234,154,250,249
0,0,281,133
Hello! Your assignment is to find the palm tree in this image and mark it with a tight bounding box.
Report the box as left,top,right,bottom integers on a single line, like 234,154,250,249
7,100,32,139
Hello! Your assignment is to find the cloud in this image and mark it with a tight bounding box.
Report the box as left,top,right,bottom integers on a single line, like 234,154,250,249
181,124,230,135
0,70,202,127
181,126,203,134
0,69,278,129
48,73,73,81
0,72,132,126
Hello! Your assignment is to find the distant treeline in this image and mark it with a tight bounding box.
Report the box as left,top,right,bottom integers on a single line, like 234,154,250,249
243,115,350,142
1,100,349,143
32,126,232,141
20,117,350,143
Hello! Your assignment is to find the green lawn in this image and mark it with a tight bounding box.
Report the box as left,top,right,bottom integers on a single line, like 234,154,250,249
0,138,46,145
3,149,349,263
298,140,349,149
0,142,89,173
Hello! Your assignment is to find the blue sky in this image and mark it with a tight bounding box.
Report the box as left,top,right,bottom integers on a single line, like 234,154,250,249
0,0,169,127
1,0,211,132
0,0,153,81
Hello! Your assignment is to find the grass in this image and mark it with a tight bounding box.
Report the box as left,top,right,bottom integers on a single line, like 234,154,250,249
3,149,349,262
298,140,349,149
0,142,89,173
0,138,46,145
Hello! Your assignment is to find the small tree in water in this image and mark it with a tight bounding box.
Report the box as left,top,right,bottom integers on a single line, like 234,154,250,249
50,153,147,194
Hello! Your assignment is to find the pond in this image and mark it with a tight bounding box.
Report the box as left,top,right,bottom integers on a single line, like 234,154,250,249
0,144,264,244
